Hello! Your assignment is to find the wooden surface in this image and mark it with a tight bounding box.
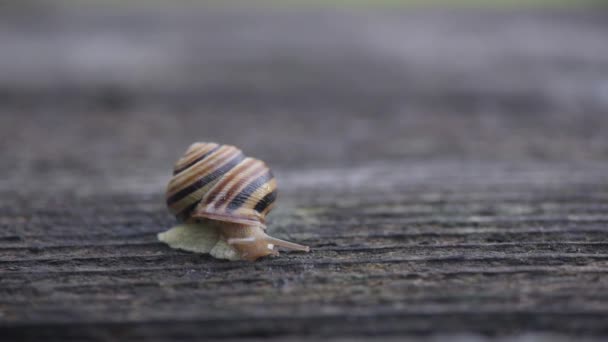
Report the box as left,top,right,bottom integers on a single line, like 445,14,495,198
1,5,608,341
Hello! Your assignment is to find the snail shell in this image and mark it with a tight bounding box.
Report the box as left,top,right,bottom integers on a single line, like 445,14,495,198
158,142,309,261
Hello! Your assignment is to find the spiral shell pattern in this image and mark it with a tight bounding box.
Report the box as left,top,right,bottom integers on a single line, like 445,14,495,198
166,143,277,225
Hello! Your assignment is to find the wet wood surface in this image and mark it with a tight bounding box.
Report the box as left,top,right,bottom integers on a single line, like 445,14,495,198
1,5,608,341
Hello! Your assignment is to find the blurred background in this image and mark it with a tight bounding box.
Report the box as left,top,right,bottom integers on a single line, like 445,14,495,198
1,0,607,196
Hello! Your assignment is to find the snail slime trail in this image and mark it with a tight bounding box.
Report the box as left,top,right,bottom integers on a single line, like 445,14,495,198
158,142,310,261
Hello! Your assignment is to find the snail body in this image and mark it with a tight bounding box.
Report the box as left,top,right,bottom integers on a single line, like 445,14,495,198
158,142,309,261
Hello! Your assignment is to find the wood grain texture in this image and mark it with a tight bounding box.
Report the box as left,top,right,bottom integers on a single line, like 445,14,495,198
1,4,608,341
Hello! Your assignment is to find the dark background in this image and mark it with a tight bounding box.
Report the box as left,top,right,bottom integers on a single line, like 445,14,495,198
1,1,608,341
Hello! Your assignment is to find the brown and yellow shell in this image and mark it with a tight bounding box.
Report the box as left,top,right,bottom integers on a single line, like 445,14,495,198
165,142,277,226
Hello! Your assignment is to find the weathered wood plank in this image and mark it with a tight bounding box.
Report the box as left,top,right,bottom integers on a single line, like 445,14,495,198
1,4,608,341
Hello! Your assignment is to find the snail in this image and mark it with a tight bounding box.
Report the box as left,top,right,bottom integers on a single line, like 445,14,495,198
158,142,310,261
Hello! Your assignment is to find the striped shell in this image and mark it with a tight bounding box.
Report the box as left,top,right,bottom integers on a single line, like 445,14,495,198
166,143,277,226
